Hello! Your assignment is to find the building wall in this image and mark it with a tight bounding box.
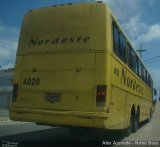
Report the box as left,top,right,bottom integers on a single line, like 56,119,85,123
0,69,14,108
0,92,12,108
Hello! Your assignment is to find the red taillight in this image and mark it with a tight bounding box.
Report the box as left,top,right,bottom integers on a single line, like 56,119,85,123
96,85,107,106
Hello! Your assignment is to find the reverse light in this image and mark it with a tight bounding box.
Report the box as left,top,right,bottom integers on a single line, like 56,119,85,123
96,85,107,107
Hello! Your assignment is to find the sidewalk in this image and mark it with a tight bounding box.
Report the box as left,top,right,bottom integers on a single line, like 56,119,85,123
0,108,9,119
0,108,27,125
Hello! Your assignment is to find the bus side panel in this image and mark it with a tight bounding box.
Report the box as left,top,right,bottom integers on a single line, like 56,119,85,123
110,86,127,129
110,57,127,129
140,97,152,122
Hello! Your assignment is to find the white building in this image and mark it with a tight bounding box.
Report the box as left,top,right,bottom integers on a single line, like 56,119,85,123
0,69,14,108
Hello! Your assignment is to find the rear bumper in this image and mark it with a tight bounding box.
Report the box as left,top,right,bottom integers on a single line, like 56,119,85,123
9,107,109,129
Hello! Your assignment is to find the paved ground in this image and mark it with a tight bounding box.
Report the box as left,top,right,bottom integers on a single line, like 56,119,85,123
0,102,160,147
123,101,160,141
0,108,26,125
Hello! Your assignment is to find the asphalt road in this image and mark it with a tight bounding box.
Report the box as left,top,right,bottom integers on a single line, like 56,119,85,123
0,102,160,147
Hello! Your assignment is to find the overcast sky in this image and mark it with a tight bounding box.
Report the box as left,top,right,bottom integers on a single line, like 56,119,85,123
0,0,160,92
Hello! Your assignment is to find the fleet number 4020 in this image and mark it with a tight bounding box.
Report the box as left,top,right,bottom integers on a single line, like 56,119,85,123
23,77,40,86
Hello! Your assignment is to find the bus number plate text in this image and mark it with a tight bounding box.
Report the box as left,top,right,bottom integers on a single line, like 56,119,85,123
23,77,40,86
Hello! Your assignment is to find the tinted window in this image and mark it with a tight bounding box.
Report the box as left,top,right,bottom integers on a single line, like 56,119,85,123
135,56,139,76
150,78,153,88
145,70,148,84
112,21,151,87
113,24,119,56
148,75,151,87
119,33,126,62
144,69,146,83
139,61,142,79
113,23,126,63
127,43,132,68
147,73,149,86
131,50,135,72
142,66,145,81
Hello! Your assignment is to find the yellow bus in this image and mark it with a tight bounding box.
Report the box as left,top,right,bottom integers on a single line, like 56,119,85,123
10,2,153,135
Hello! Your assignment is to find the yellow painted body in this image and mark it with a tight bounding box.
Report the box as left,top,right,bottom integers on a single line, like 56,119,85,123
10,2,153,130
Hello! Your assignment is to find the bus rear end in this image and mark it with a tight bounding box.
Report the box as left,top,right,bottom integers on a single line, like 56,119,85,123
10,2,109,129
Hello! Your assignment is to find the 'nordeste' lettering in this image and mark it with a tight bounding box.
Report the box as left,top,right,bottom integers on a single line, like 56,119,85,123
29,36,90,46
121,68,143,93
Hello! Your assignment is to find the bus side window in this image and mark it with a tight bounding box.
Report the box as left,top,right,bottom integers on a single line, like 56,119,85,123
135,56,139,76
149,75,152,88
131,49,135,72
127,43,132,68
138,61,142,80
147,73,150,86
146,72,148,85
119,33,126,63
143,68,146,83
113,23,120,57
113,22,126,63
142,66,145,82
144,68,146,83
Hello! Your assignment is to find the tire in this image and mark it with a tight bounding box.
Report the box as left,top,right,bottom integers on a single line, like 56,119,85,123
132,113,139,132
124,114,132,136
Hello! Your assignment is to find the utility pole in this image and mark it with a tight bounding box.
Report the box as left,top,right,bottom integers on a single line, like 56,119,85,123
136,43,147,58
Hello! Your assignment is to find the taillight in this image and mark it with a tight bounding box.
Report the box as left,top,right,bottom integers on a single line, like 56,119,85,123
96,85,107,106
12,84,18,102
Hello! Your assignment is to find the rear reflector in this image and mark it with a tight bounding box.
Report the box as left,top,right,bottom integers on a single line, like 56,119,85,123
12,84,18,102
96,85,107,106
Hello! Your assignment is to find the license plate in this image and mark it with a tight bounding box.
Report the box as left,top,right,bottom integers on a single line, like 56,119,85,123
45,93,61,103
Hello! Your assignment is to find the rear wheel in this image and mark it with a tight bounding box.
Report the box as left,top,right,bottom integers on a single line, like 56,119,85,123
132,113,139,132
125,114,132,136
